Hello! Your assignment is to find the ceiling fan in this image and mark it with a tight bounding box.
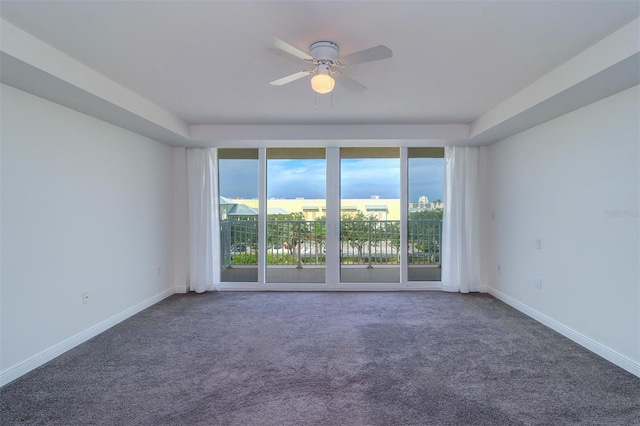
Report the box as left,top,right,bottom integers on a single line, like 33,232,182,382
266,36,393,94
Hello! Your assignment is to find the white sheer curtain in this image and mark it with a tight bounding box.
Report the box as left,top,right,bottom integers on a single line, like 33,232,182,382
186,148,221,293
441,146,483,293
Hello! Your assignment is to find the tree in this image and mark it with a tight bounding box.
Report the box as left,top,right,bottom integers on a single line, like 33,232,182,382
312,216,327,263
407,211,442,263
409,209,443,220
340,211,379,263
267,212,306,256
386,221,402,262
283,212,306,256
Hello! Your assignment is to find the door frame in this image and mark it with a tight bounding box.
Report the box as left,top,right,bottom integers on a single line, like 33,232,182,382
219,146,442,291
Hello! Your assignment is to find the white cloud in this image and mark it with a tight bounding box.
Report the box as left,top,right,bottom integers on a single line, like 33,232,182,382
220,157,444,201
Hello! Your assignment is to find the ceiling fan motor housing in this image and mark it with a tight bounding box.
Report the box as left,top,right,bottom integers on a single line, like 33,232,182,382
310,41,339,61
267,36,389,92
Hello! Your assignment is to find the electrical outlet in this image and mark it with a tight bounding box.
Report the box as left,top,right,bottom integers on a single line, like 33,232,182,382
534,278,542,289
82,292,90,304
497,264,501,273
536,239,542,249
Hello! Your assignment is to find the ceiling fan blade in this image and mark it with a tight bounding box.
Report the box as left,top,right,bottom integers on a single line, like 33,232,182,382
340,45,393,66
265,36,313,61
270,71,312,86
335,71,367,93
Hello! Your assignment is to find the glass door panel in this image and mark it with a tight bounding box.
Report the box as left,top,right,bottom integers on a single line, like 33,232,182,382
340,148,400,283
218,149,259,282
408,148,444,281
266,148,326,283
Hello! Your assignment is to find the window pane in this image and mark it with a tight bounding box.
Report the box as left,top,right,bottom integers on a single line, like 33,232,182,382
408,148,444,281
340,148,400,283
266,148,326,283
219,149,259,282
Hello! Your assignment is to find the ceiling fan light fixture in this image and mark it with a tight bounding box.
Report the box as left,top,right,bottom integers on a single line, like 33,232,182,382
268,37,391,95
311,73,335,94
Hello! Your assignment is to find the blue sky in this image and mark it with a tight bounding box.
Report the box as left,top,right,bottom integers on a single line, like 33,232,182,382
219,158,443,202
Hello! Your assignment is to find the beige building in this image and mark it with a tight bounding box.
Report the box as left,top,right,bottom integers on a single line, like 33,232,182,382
231,198,402,221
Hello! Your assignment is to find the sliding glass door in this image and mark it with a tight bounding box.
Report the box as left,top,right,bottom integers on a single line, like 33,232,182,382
407,148,444,281
218,147,443,286
218,149,259,283
340,148,400,283
266,149,326,283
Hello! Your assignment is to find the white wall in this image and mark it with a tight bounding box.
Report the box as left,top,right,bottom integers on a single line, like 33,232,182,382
487,85,640,374
0,85,175,382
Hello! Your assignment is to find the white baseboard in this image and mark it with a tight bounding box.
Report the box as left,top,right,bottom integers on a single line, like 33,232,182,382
488,287,640,378
174,284,189,293
0,288,175,387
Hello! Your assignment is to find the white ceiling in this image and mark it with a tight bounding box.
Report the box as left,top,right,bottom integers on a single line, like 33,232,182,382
1,1,639,144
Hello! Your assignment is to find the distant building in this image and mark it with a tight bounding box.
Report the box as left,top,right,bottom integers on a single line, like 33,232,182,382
432,200,443,210
408,195,444,214
221,196,441,221
225,197,401,220
219,197,290,220
365,205,389,220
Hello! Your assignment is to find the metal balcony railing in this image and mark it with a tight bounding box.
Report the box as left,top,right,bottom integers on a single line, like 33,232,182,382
220,219,442,268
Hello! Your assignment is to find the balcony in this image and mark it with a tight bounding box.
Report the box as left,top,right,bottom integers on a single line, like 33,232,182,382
220,219,442,282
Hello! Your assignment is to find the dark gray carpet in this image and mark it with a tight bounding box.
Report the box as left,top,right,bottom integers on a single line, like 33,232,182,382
1,292,639,425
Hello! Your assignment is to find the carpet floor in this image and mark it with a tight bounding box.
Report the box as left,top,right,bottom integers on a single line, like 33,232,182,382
1,292,639,425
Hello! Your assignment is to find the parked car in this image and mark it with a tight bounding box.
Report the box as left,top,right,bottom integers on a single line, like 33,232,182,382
231,244,247,253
